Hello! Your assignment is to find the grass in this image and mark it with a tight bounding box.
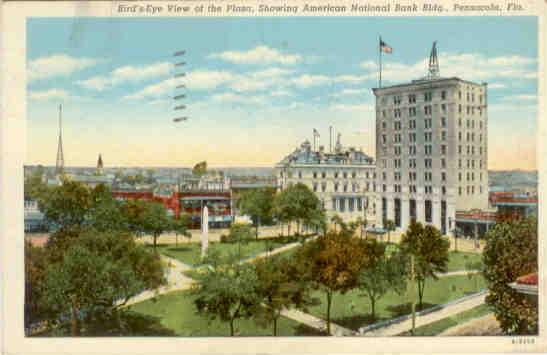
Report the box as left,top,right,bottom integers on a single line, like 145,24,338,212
398,304,493,336
306,275,486,331
447,251,483,272
156,238,293,266
127,290,323,336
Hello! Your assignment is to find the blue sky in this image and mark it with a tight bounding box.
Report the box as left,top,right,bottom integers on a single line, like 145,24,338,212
27,17,538,169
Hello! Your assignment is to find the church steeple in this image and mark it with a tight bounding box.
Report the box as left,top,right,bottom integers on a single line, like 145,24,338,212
55,104,64,175
97,153,104,175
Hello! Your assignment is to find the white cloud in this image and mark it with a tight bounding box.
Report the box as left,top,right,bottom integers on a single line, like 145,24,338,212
291,74,330,88
77,62,171,91
362,53,537,84
360,60,378,70
488,83,507,89
270,89,292,97
209,46,302,65
28,88,86,102
331,88,370,97
28,54,98,81
186,70,236,90
330,103,374,112
210,92,265,105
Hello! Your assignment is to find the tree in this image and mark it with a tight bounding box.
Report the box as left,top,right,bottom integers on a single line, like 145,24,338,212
24,165,47,200
384,219,396,243
192,161,207,177
237,188,275,240
330,214,344,233
483,218,538,334
400,221,449,309
296,230,375,334
350,217,365,239
358,243,407,320
42,230,164,335
223,223,254,259
171,214,191,247
125,200,171,250
193,262,260,336
254,256,314,335
274,183,324,236
25,241,51,328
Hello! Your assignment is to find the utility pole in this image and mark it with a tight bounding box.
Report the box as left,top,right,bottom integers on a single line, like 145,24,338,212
410,254,416,335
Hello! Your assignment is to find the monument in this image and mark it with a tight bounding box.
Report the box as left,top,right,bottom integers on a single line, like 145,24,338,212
201,205,209,257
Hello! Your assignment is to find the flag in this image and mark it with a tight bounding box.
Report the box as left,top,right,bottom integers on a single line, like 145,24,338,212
380,39,392,54
313,128,320,137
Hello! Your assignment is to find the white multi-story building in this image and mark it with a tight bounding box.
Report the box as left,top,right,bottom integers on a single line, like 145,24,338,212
275,139,379,225
372,44,489,234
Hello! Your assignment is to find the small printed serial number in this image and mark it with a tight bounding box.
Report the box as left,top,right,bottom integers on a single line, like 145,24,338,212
512,338,535,345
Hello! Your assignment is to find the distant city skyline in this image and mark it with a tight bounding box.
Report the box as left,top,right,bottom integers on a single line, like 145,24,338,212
27,17,538,170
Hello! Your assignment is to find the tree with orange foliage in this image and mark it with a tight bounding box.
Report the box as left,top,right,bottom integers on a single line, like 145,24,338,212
295,228,380,334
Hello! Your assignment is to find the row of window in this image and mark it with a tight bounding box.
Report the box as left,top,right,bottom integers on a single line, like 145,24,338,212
382,184,446,195
281,170,376,179
331,197,366,213
382,117,447,131
458,185,484,195
381,158,448,169
459,172,484,182
384,88,483,105
458,145,485,156
392,144,446,156
312,182,376,193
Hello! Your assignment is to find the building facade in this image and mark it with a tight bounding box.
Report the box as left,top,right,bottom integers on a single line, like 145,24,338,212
275,139,378,225
373,76,489,234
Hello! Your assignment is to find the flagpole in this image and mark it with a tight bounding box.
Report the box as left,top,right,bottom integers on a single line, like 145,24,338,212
379,36,382,88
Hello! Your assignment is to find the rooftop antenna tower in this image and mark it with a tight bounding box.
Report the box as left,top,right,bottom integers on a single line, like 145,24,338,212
427,41,440,79
55,104,64,174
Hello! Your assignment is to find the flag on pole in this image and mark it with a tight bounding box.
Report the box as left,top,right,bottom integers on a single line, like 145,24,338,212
380,39,393,54
313,128,320,137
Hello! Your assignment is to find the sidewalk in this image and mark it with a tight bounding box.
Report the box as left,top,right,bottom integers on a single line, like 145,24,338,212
359,291,487,336
280,308,355,336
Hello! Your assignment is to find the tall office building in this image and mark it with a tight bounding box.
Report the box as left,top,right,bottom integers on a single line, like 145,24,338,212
372,43,489,234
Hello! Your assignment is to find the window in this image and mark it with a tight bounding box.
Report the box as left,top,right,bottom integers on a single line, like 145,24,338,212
349,198,355,212
441,90,447,100
424,105,432,116
459,91,462,99
394,109,402,118
352,171,356,179
442,186,446,195
340,198,346,212
343,172,347,179
313,183,318,192
441,117,447,127
409,159,416,168
298,171,302,179
441,131,447,141
321,183,326,192
458,172,462,181
313,172,317,179
322,172,326,179
425,132,432,142
441,158,446,168
424,92,433,102
409,145,416,155
408,94,416,104
382,121,386,130
382,110,386,118
425,118,432,129
441,172,446,181
382,135,386,144
441,103,447,113
343,184,348,192
458,104,462,113
334,183,339,192
409,120,416,129
425,158,432,168
459,187,462,196
394,121,402,130
409,107,417,117
459,145,462,154
334,172,339,178
393,95,402,105
425,200,432,222
425,145,432,155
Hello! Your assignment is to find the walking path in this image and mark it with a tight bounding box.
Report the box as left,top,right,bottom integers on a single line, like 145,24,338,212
359,291,487,336
439,313,501,336
280,308,355,336
121,256,196,307
437,270,480,277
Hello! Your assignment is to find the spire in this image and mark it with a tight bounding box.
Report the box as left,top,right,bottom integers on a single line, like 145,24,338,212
97,153,104,175
55,104,64,175
427,41,440,79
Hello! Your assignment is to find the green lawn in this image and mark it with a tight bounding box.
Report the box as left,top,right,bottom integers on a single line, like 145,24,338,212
156,239,293,266
306,275,486,331
398,304,493,336
447,251,483,272
127,290,323,336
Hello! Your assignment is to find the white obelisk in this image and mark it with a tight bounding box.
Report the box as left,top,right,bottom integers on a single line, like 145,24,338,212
201,206,209,258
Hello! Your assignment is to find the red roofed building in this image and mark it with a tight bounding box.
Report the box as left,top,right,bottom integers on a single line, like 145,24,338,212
509,272,538,305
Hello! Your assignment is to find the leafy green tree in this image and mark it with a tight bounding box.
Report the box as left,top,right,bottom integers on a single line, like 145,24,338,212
124,200,171,250
384,219,396,243
25,240,51,327
42,230,164,336
192,161,207,177
193,262,260,336
171,214,191,246
24,165,47,200
400,221,449,309
87,184,129,232
254,256,314,335
223,223,254,259
37,177,91,228
275,183,324,236
237,188,275,240
483,218,538,334
358,243,407,320
296,230,374,334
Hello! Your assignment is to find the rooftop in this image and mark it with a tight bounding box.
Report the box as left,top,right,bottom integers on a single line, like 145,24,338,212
276,139,374,167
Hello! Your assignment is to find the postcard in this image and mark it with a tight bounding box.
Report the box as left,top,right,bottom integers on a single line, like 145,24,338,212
1,0,546,354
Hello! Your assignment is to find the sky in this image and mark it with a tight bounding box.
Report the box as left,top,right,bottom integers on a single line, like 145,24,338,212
27,17,538,169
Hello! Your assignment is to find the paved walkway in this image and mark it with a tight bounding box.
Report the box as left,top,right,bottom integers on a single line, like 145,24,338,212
359,291,487,336
280,308,355,336
437,270,480,277
439,313,501,336
121,256,196,307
